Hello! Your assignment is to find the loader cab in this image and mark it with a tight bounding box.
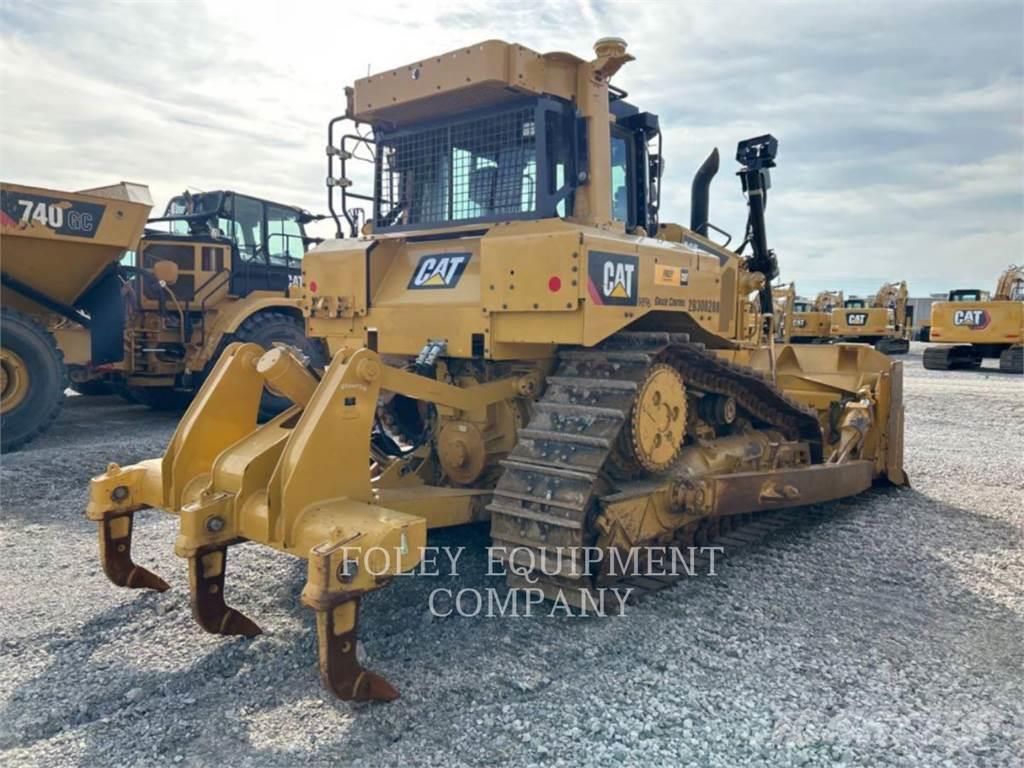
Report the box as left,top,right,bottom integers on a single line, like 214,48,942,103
947,289,989,302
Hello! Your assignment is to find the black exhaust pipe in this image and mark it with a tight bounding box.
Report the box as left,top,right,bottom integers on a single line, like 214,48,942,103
690,148,719,236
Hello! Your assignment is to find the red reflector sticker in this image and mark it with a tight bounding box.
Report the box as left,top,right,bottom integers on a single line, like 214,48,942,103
548,276,562,292
309,280,318,293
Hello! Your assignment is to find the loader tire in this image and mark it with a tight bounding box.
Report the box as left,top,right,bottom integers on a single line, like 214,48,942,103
233,311,328,421
1,308,67,453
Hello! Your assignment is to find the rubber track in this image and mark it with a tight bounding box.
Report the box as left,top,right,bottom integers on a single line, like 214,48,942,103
488,331,823,601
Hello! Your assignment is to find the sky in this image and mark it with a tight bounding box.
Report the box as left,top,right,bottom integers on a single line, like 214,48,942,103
1,0,1022,297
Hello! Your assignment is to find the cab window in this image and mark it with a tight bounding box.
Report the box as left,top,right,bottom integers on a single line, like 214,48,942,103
232,195,264,262
610,133,630,222
266,204,305,266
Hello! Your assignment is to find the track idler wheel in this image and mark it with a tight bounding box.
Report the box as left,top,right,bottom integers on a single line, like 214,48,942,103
98,511,170,592
188,544,261,637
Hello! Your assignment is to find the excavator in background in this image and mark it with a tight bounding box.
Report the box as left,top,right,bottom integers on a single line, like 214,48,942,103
777,284,839,344
923,265,1024,372
830,281,911,354
1,182,327,451
85,38,906,702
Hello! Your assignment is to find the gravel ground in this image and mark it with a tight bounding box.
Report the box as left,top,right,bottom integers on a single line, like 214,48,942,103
1,343,1022,767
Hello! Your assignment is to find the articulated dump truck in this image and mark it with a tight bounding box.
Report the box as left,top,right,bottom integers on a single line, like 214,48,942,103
1,182,153,451
87,39,907,702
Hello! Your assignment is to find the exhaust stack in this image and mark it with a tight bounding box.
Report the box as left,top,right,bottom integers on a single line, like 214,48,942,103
690,148,720,237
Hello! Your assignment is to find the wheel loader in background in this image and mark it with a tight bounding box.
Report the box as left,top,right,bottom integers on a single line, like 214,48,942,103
923,265,1023,373
830,282,911,354
0,183,327,451
86,38,906,703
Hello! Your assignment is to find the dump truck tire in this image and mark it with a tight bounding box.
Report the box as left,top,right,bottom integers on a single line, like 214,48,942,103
233,311,328,420
1,308,67,452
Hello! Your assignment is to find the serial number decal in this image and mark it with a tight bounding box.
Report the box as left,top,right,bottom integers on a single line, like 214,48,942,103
687,299,720,314
0,190,106,238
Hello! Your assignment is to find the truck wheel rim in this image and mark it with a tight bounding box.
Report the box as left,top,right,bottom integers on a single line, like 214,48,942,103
0,349,30,414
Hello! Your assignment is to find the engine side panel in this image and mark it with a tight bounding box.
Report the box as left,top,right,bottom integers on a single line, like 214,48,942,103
301,219,746,359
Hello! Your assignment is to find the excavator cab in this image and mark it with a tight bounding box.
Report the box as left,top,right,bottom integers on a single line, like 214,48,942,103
947,289,989,302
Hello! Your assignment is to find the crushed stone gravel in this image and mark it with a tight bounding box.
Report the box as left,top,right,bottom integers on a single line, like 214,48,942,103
0,343,1021,767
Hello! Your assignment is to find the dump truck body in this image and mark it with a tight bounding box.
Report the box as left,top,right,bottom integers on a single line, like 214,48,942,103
1,182,153,450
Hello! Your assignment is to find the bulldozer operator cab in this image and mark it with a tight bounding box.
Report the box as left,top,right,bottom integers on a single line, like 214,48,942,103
331,90,661,237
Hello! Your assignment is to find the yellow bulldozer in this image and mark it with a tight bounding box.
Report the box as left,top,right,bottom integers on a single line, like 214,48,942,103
86,38,906,703
830,281,911,354
1,183,327,451
923,265,1023,373
776,284,839,344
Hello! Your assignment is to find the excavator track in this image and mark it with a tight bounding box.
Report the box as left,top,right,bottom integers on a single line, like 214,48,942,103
923,345,982,370
488,331,823,603
998,345,1023,374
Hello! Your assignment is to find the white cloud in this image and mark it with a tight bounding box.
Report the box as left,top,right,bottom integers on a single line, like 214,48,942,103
1,0,1021,295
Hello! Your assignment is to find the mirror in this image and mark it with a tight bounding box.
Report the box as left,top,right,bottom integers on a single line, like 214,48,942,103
152,259,179,285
